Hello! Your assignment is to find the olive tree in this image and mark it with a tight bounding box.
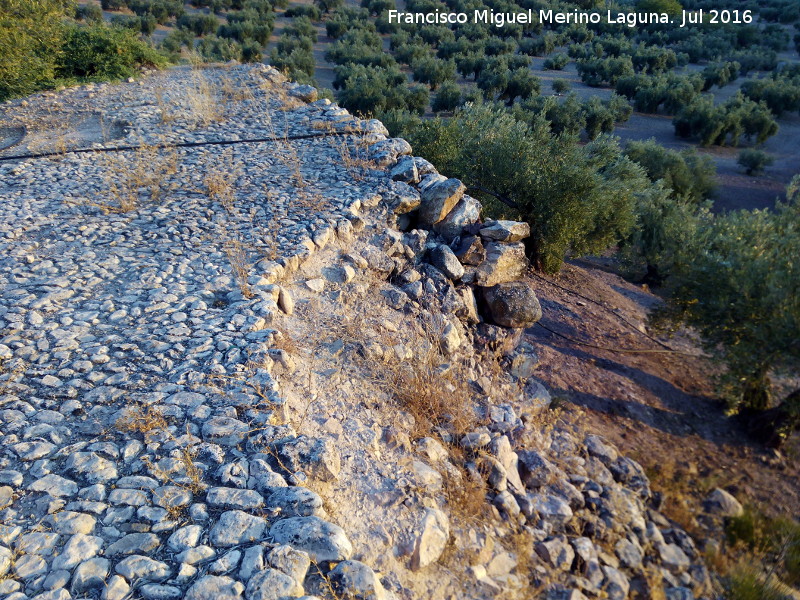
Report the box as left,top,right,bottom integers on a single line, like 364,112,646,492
395,103,654,273
661,179,800,445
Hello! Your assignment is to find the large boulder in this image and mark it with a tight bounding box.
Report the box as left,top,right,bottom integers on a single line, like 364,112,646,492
428,245,465,281
475,242,528,287
479,220,530,242
452,235,485,266
482,283,542,328
417,178,465,226
703,488,743,518
269,516,352,563
433,195,481,241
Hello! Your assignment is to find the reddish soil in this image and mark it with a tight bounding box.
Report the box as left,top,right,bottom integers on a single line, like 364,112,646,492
523,259,800,525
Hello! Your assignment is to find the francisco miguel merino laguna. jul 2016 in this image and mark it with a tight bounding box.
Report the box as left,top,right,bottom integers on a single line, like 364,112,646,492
387,8,755,28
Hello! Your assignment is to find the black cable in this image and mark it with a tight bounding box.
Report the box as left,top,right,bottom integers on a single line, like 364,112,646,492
0,130,358,163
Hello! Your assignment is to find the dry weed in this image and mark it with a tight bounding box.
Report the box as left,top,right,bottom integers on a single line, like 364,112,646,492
115,404,167,435
186,68,223,127
203,147,240,213
336,136,375,182
223,237,254,299
84,135,178,213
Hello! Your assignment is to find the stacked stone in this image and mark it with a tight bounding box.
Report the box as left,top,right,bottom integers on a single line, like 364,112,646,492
380,151,541,331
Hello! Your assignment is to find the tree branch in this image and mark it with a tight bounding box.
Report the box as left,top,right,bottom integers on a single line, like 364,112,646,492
466,185,519,210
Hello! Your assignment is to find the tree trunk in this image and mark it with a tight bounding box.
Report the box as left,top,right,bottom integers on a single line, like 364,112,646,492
743,389,800,449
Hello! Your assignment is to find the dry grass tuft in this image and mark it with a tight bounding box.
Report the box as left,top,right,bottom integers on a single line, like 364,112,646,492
186,68,223,127
203,147,240,213
336,136,375,182
223,238,254,299
81,136,178,214
115,404,167,434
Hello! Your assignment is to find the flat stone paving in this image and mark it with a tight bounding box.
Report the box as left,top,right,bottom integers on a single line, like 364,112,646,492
0,64,393,600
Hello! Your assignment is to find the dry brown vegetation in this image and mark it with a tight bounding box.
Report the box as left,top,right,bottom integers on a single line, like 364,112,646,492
223,237,254,299
87,136,178,214
203,147,240,213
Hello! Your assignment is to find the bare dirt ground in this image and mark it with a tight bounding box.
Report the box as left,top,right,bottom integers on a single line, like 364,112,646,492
524,259,800,529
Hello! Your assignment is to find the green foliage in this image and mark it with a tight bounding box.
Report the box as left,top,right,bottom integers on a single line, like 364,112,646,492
284,5,321,19
738,149,774,176
661,183,800,425
57,23,165,80
334,64,428,116
0,0,72,101
583,94,632,140
702,61,741,91
177,14,219,36
623,72,702,114
725,566,787,600
726,506,800,588
635,0,682,14
198,35,243,62
391,103,654,273
411,56,456,90
76,4,103,22
270,42,315,81
577,56,634,87
741,74,800,117
284,16,316,42
543,53,569,70
552,79,571,94
621,185,709,285
316,0,344,14
431,81,461,113
377,108,423,138
631,44,678,73
674,93,779,146
624,138,716,201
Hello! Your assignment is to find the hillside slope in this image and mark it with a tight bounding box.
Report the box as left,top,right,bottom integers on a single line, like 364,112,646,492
0,64,780,600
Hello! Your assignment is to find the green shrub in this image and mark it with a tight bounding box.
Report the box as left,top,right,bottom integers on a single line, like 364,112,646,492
624,138,717,201
101,0,128,10
741,75,800,117
316,0,344,14
577,56,634,87
725,566,786,600
621,185,710,285
76,4,104,23
270,46,315,80
674,93,779,146
411,56,456,90
57,23,165,80
1,0,70,101
334,64,428,116
395,103,654,273
738,149,774,175
198,35,243,62
177,14,219,36
284,5,321,19
661,179,800,441
431,81,461,113
726,506,800,587
543,53,569,70
552,79,571,94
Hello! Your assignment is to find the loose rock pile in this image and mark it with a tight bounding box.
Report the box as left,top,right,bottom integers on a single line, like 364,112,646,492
0,64,719,600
